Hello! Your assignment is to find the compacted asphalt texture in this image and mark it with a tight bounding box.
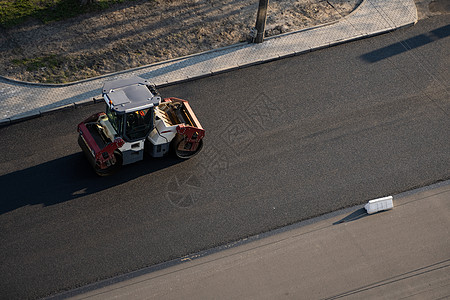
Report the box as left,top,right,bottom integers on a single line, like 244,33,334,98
0,15,449,299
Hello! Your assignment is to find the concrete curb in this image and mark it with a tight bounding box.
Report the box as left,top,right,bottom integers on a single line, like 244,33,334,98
0,42,250,88
0,16,345,88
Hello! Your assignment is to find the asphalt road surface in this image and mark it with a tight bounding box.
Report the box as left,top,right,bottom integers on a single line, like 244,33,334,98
1,15,449,300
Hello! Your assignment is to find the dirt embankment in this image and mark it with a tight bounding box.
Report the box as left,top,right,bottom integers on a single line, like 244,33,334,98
0,0,361,83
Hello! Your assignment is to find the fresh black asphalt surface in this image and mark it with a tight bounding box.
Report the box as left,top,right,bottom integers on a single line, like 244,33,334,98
0,15,449,300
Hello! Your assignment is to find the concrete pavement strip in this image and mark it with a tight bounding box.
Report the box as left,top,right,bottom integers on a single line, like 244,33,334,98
0,0,418,125
48,180,449,300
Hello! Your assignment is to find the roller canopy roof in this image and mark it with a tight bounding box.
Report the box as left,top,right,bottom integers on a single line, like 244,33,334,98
102,76,160,113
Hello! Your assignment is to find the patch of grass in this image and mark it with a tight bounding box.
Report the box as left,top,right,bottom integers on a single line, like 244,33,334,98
0,0,134,28
12,54,64,71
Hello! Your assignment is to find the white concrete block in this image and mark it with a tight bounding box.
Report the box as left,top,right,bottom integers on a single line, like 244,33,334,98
365,196,394,214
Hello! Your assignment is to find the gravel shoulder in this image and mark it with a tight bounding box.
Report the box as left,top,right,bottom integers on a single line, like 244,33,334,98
0,0,361,83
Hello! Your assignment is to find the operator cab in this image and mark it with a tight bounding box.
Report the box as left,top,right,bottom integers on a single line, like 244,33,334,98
102,77,161,142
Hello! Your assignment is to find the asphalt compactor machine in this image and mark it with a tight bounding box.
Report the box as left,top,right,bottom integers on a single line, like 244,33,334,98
77,77,205,176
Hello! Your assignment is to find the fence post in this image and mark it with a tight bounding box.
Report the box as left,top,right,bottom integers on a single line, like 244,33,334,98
253,0,269,43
